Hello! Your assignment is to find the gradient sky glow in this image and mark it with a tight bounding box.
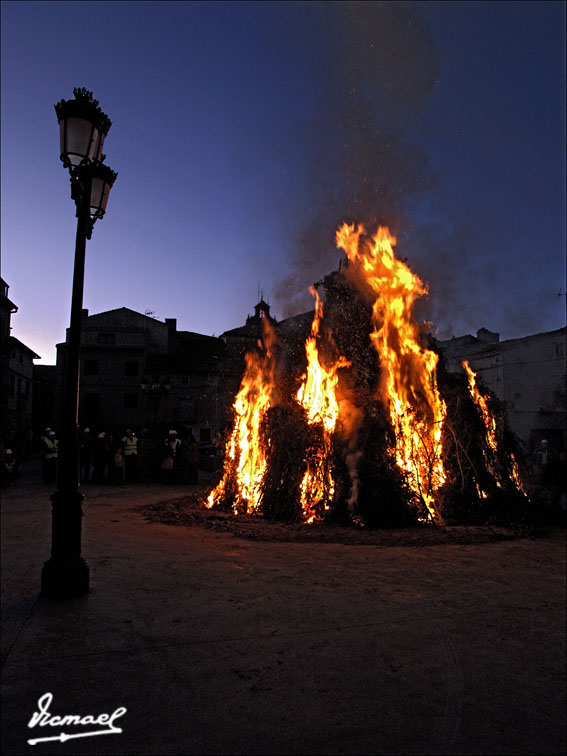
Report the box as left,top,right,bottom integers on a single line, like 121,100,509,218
1,1,565,364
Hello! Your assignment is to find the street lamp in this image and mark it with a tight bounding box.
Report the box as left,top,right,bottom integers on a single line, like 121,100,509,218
41,88,117,597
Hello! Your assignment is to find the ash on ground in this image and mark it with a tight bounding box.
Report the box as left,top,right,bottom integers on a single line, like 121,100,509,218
140,495,559,547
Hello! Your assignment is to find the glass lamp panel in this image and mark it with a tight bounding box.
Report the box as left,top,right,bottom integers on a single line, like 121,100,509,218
89,176,112,216
89,175,105,215
93,129,107,162
64,117,97,165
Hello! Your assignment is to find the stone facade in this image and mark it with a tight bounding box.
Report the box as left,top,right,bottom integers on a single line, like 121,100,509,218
438,327,567,454
54,307,237,441
5,337,39,450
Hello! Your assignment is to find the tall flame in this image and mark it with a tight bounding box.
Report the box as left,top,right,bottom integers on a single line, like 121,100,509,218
336,223,446,521
296,287,350,523
463,360,526,494
206,320,276,515
463,361,497,452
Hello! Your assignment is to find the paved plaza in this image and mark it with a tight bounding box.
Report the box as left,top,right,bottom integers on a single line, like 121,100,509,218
1,462,565,755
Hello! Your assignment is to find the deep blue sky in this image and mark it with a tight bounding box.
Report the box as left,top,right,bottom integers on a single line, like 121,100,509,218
1,1,565,363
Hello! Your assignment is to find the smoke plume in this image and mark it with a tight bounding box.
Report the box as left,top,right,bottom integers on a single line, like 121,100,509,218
272,1,440,317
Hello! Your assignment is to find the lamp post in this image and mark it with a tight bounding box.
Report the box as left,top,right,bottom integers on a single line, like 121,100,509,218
41,88,117,597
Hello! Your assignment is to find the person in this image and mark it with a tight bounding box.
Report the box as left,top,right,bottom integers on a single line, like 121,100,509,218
165,430,181,458
40,428,51,482
535,439,553,486
1,448,19,486
161,430,180,483
80,427,93,482
175,431,199,484
92,432,108,483
42,431,58,484
122,429,138,483
109,436,125,485
547,449,567,513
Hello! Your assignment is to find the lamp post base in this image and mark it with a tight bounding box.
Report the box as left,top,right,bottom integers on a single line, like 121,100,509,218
41,557,89,598
41,489,89,597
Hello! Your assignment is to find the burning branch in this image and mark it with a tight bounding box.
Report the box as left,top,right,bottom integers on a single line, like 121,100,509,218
206,319,278,515
295,287,350,522
336,222,446,521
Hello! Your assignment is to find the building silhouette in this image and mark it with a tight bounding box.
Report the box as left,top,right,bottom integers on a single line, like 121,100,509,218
1,278,40,457
54,307,239,441
28,294,565,462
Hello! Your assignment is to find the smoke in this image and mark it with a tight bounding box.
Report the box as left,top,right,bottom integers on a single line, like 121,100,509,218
337,384,365,511
345,449,363,511
272,1,440,317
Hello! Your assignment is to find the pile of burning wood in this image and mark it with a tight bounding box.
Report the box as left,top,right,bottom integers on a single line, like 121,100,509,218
206,222,529,526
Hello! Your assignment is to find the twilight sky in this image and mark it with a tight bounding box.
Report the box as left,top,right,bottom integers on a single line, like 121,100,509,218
1,0,565,364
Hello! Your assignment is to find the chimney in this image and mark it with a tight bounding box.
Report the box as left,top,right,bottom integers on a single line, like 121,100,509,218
165,318,177,332
82,309,89,319
476,327,499,343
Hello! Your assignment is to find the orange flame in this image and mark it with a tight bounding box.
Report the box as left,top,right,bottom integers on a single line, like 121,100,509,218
463,361,497,452
206,320,277,515
463,360,526,494
296,287,350,523
336,223,446,521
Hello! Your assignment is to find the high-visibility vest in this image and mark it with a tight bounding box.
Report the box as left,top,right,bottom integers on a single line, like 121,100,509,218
123,436,138,456
44,439,58,460
166,438,181,456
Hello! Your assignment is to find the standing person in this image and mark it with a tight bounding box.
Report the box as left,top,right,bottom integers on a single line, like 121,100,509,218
1,448,19,486
109,436,125,485
42,431,58,484
174,431,190,484
80,427,93,483
535,439,553,486
40,428,51,483
122,429,138,483
161,430,180,483
92,432,108,483
165,430,181,459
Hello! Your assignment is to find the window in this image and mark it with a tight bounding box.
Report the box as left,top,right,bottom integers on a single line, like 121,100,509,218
84,359,99,375
124,393,138,409
97,333,116,345
124,361,139,376
9,374,15,396
83,393,100,421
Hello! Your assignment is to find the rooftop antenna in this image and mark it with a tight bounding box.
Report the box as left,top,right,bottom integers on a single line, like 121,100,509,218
559,289,567,321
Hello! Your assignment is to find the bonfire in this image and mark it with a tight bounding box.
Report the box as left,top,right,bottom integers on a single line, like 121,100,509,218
206,220,529,526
